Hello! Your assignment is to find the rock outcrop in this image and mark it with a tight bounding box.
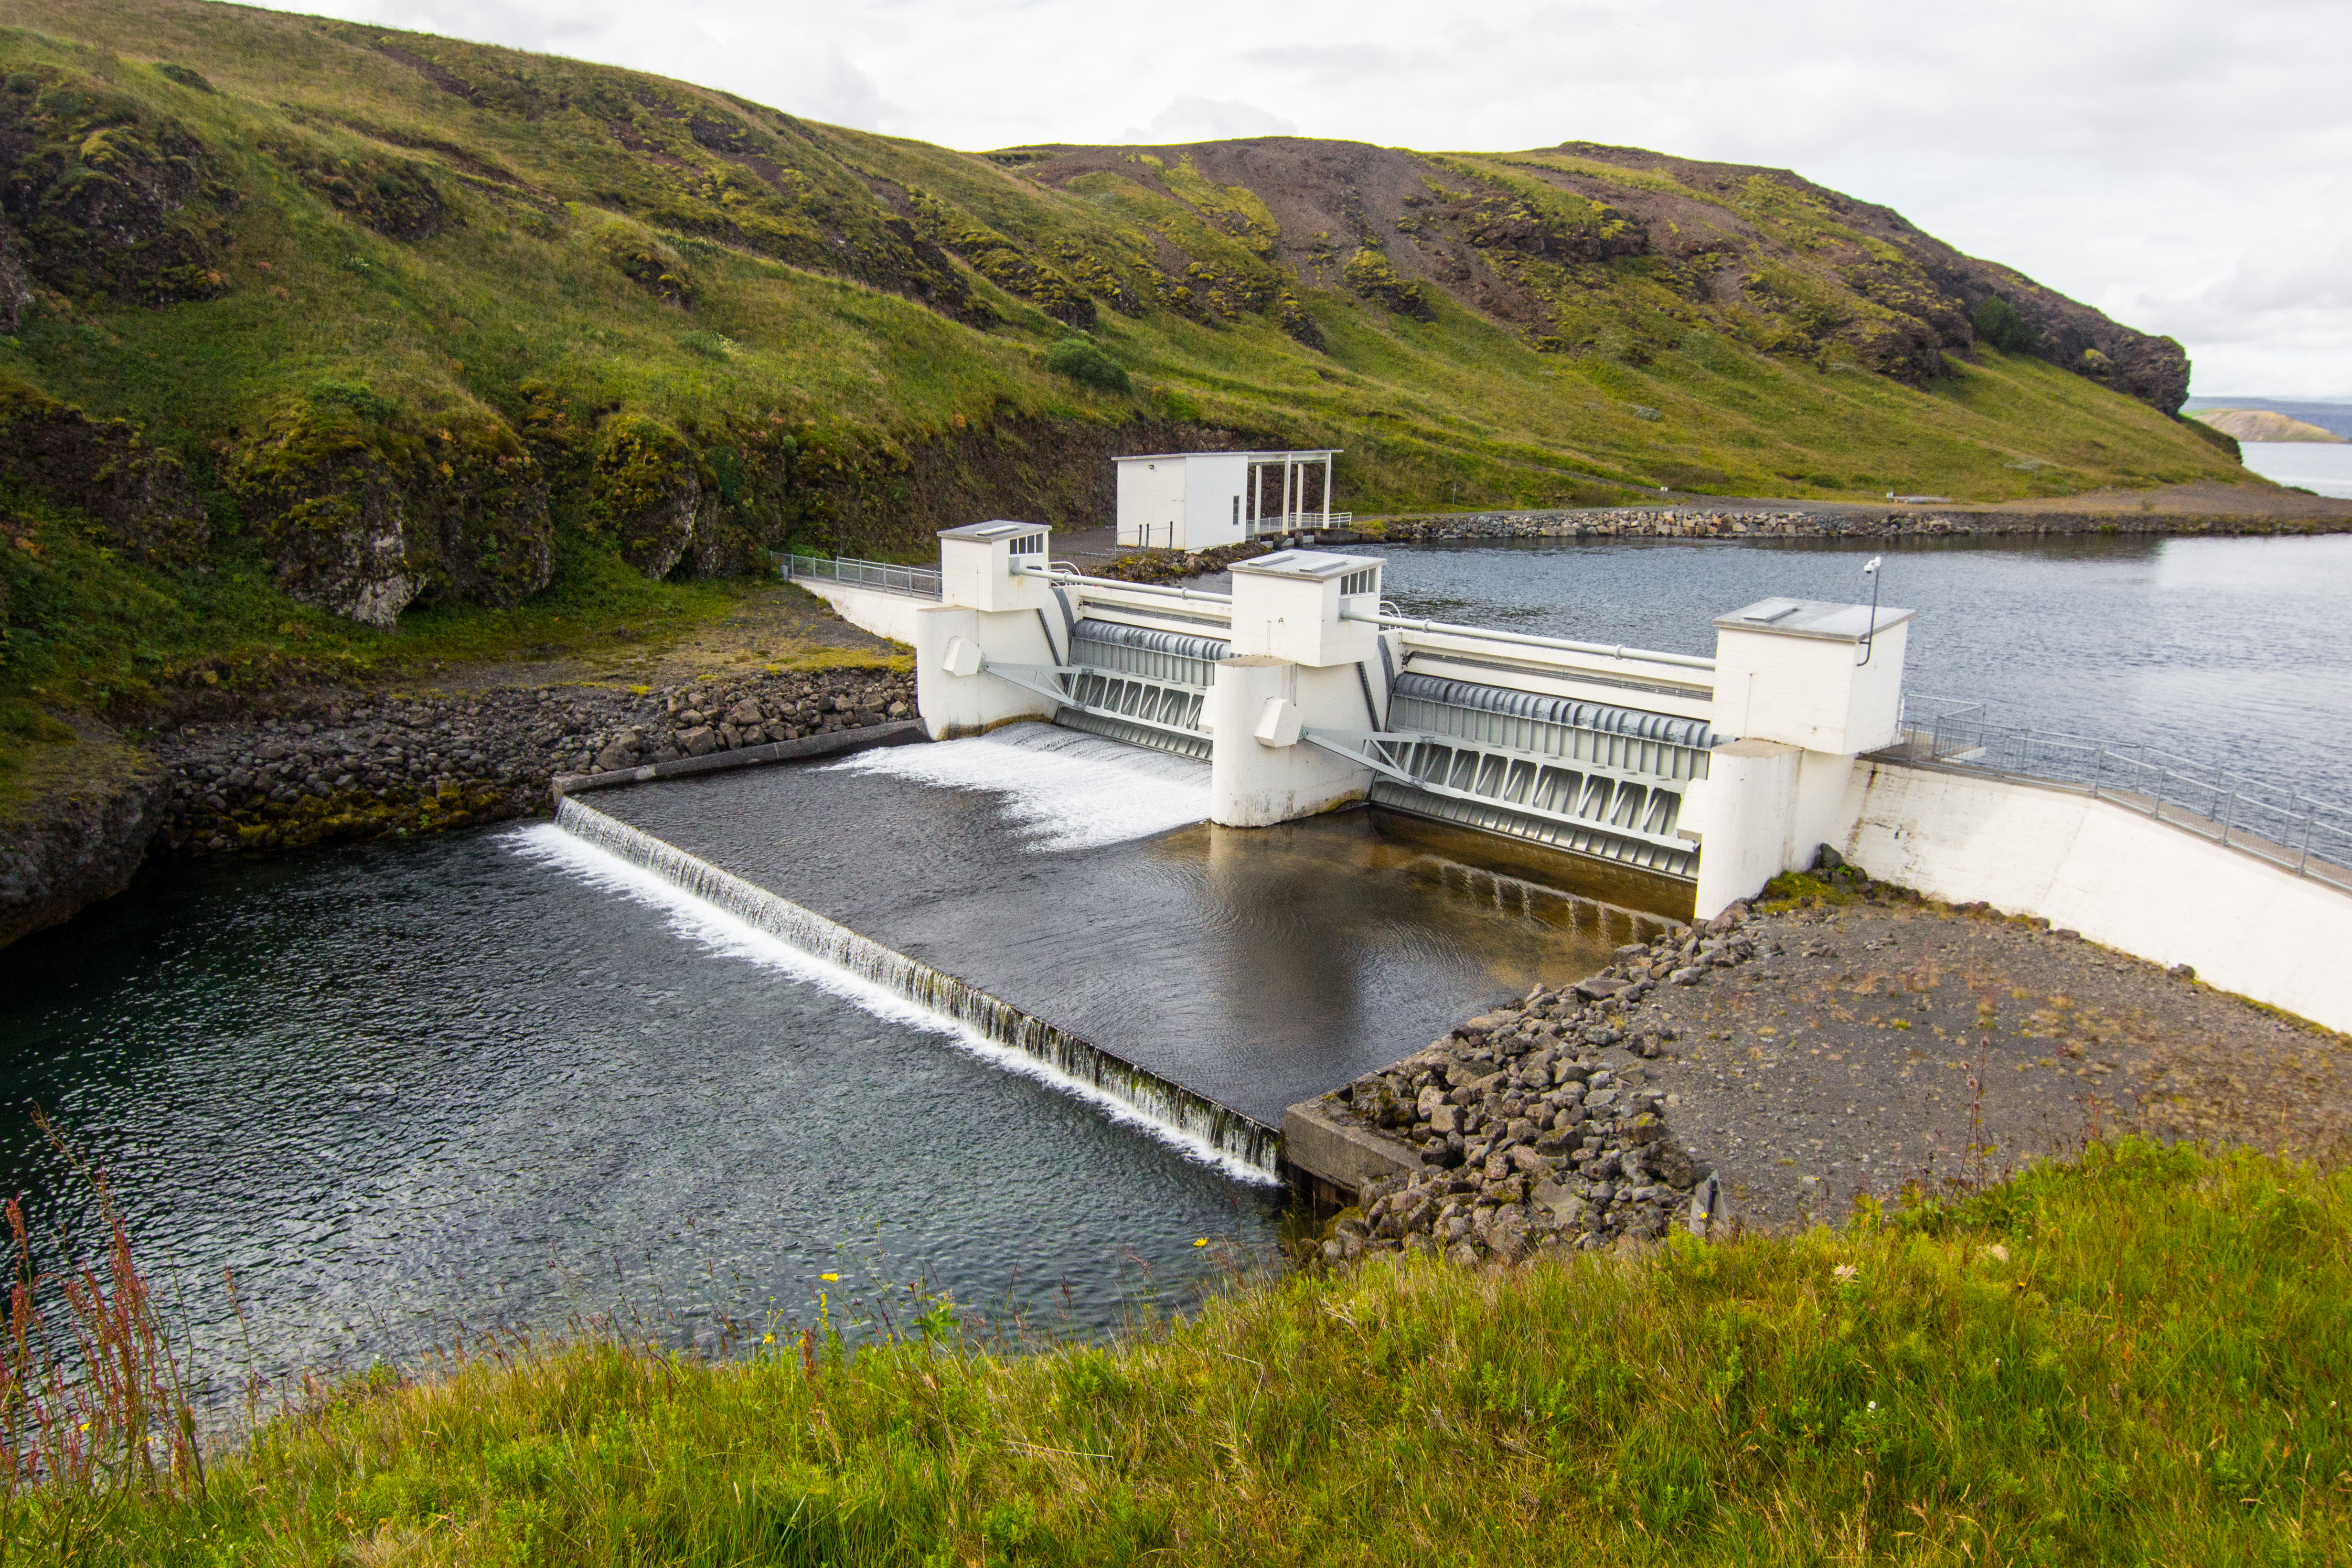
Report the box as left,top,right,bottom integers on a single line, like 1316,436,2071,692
0,65,232,309
0,722,167,949
0,382,208,565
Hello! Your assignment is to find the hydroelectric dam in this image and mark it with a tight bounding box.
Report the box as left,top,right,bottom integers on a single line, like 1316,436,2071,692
551,505,2352,1193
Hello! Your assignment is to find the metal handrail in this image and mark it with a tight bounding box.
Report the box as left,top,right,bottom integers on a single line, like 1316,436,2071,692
1013,562,1235,606
1246,511,1354,537
1883,693,2352,892
780,553,943,600
1343,608,1718,672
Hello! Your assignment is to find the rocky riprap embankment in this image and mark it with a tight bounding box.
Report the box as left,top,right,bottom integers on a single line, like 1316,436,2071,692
155,667,914,856
1321,902,1772,1266
1382,507,2014,543
1374,504,2341,543
1095,539,1277,584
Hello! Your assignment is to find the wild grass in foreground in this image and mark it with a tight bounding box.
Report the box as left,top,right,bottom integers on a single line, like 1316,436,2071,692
10,1139,2349,1564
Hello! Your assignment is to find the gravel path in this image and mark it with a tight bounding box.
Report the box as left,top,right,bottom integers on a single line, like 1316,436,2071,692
1632,897,2352,1230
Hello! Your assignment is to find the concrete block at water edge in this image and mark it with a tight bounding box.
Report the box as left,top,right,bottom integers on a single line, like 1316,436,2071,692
914,604,1057,740
1692,738,1802,919
1282,1097,1421,1201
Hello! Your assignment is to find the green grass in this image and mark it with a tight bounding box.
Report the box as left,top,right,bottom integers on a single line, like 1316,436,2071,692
0,0,2277,800
0,487,779,799
0,0,2254,531
19,1141,2349,1564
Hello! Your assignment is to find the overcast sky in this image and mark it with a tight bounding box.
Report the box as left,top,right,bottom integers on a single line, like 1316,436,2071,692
259,0,2350,396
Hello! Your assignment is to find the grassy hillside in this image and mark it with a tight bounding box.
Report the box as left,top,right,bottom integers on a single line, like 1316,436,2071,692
0,0,2258,773
12,1141,2347,1562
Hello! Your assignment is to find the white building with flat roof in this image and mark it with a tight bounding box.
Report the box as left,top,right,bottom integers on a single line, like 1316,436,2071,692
1114,449,1344,550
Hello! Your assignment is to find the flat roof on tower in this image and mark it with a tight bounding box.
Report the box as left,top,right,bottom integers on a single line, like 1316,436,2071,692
1229,549,1382,580
1713,598,1916,642
1114,449,1343,463
936,519,1048,541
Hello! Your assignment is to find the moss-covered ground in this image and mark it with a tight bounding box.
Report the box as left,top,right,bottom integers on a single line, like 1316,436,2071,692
11,1141,2347,1564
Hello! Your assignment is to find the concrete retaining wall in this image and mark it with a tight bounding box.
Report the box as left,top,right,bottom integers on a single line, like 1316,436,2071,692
1844,760,2352,1033
797,580,925,645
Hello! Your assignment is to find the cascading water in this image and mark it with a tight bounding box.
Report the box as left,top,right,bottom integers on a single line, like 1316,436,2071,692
553,795,1282,1174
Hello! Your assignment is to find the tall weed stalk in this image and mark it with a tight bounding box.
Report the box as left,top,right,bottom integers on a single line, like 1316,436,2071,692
0,1111,202,1562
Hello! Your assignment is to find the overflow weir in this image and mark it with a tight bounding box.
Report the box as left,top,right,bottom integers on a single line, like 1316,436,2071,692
552,726,1674,1176
554,790,1282,1173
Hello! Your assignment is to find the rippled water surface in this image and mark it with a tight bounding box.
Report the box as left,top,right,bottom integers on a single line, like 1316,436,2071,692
0,827,1288,1395
2238,441,2352,500
1379,533,2352,795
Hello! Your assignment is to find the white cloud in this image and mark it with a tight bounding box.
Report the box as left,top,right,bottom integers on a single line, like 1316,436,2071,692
1121,96,1297,146
248,0,2352,396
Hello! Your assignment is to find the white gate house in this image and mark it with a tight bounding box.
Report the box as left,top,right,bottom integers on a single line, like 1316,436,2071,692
1114,449,1346,550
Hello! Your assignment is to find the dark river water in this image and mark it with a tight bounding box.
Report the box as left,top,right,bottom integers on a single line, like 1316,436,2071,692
1379,532,2352,798
7,531,2346,1403
0,727,1650,1402
0,824,1288,1398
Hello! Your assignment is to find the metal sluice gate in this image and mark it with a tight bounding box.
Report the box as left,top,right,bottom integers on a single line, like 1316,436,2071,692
1332,674,1715,881
1046,619,1229,760
1035,626,1714,880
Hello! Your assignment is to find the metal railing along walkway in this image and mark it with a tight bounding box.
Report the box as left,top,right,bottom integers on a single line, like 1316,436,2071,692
780,553,942,600
1881,693,2352,894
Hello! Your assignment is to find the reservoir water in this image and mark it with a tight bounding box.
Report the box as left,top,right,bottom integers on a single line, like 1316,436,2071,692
1380,531,2352,800
8,529,2349,1398
2237,441,2352,500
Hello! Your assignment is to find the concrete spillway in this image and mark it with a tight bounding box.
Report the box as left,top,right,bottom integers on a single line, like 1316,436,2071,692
556,726,1673,1172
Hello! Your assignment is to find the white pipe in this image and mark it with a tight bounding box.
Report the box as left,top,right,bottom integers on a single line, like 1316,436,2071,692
1343,607,1716,672
1016,563,1234,604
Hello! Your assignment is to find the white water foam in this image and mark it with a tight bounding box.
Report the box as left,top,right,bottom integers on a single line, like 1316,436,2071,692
506,821,1277,1185
822,725,1210,852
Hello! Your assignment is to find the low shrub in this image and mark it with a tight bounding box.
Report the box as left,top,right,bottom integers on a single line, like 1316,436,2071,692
1044,335,1130,393
1971,295,2039,355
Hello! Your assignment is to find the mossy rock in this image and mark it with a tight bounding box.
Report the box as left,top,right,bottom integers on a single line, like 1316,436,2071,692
0,66,232,308
404,409,554,608
0,380,207,566
587,411,702,578
262,134,452,241
593,218,694,307
227,399,416,628
1341,247,1435,321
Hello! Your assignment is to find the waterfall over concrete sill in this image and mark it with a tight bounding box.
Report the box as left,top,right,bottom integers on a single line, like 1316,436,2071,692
551,796,1282,1179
